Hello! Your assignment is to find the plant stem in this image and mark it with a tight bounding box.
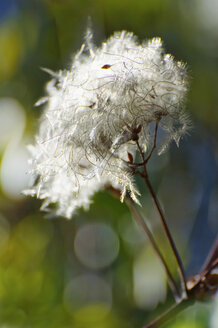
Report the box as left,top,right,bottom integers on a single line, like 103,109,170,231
201,235,218,273
142,253,217,328
135,139,188,297
131,122,158,167
126,197,181,300
142,298,194,328
142,172,188,297
144,122,158,164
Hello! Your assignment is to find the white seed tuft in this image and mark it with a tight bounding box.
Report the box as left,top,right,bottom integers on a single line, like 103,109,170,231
25,31,189,218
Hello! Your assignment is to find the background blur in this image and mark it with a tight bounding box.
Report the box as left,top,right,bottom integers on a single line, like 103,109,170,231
0,0,217,327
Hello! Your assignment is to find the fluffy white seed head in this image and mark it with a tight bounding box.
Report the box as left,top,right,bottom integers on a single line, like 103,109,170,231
25,30,189,218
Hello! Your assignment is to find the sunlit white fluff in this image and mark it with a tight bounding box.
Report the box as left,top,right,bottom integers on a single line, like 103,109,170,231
25,30,189,218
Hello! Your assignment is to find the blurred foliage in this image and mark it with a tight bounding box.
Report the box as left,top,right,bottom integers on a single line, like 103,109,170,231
0,0,217,327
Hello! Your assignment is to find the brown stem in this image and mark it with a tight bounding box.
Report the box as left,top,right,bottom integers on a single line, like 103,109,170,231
128,122,159,167
135,140,188,297
143,298,194,328
126,197,181,300
144,122,158,164
143,256,217,328
201,235,218,274
143,172,188,297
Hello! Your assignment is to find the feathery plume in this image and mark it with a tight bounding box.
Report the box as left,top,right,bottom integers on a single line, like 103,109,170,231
25,31,189,218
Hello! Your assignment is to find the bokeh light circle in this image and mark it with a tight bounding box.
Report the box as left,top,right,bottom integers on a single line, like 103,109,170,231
74,223,119,270
64,273,112,315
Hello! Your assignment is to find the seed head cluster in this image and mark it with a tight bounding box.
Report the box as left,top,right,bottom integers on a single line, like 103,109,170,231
25,31,189,218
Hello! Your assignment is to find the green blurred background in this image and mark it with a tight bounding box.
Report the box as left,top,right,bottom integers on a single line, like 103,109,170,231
0,0,217,327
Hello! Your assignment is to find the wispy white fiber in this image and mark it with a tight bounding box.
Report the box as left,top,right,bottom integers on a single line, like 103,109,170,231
25,31,189,218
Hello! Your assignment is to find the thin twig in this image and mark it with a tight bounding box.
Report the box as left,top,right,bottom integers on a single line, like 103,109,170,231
142,232,218,328
135,140,188,297
126,197,181,300
201,235,218,274
142,298,194,328
143,172,188,297
144,121,158,164
127,122,158,167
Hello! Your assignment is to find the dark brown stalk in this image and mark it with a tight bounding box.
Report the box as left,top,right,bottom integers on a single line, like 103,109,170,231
201,236,218,273
130,128,217,327
129,122,158,167
135,138,188,297
144,122,158,164
142,171,188,297
126,197,180,300
144,231,218,327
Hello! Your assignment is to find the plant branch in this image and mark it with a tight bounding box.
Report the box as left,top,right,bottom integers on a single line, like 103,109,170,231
135,140,188,298
126,197,181,300
143,253,217,328
127,122,159,167
142,171,188,297
144,121,158,164
142,298,194,328
201,235,218,274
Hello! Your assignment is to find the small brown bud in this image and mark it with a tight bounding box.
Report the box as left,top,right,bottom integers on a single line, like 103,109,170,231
135,125,142,134
101,64,112,69
127,152,134,163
